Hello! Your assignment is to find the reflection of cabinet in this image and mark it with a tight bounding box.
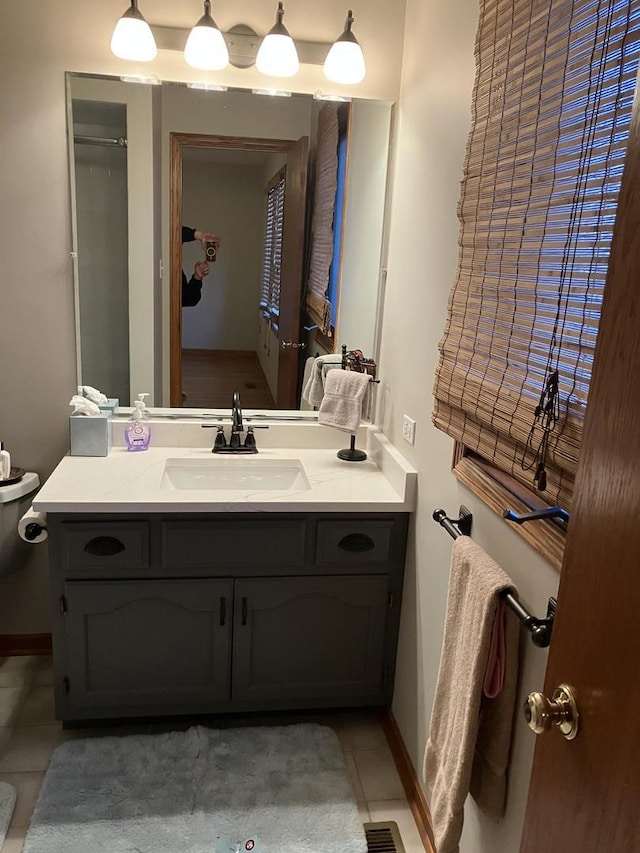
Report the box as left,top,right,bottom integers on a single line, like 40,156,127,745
47,512,409,723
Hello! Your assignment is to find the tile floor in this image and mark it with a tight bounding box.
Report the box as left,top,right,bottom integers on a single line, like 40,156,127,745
0,656,426,852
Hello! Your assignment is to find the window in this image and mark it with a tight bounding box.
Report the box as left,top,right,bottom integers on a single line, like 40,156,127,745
432,0,640,566
305,103,350,346
260,167,286,333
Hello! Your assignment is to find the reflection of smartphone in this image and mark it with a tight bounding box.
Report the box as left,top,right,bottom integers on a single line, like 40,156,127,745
205,241,217,262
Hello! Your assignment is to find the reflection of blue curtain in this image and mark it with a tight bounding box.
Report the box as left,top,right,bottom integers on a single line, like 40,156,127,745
328,130,348,327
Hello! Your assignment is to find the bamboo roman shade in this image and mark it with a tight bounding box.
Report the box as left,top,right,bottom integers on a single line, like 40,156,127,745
305,103,340,335
260,168,286,330
433,0,640,510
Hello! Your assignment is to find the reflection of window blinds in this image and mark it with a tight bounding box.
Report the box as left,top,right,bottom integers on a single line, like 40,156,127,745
433,0,640,511
260,169,286,330
305,104,340,335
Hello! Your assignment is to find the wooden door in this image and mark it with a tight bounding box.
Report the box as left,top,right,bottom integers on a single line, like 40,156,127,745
275,135,309,409
520,81,640,851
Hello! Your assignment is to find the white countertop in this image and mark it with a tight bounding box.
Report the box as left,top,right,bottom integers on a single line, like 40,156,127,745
33,426,416,514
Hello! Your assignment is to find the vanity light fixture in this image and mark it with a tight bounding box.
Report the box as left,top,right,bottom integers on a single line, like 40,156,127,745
255,3,300,78
110,0,158,62
323,10,366,84
112,4,367,87
184,0,229,71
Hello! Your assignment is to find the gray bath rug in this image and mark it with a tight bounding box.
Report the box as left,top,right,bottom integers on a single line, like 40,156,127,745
0,781,16,846
23,723,367,853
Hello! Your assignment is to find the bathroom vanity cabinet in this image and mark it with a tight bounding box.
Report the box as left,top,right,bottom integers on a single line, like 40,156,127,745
47,512,409,723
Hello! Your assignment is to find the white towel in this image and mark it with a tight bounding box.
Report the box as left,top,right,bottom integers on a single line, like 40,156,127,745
423,537,520,853
318,370,371,433
302,355,343,407
300,357,316,410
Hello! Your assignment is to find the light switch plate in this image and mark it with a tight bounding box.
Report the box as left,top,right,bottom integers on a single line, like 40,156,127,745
402,414,416,445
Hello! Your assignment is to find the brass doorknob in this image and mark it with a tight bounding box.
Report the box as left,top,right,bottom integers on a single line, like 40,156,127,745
524,683,579,740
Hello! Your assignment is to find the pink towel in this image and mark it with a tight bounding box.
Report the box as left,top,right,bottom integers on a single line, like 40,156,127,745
483,598,507,698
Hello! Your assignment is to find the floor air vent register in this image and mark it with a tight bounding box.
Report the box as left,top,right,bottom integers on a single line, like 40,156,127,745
364,821,406,852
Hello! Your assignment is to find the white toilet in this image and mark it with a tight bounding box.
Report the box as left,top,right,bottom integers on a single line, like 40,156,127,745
0,472,40,577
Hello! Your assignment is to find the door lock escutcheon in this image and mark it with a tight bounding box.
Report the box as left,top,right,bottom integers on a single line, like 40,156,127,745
524,683,579,740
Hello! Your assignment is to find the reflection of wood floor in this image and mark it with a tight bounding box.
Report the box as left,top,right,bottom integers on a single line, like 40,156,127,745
181,349,275,409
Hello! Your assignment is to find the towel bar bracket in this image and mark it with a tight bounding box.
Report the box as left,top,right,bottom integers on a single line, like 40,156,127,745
433,506,557,648
525,596,556,648
432,506,473,538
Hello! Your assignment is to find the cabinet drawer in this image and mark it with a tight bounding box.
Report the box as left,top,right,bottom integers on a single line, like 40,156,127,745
59,521,150,570
315,519,394,566
161,519,307,569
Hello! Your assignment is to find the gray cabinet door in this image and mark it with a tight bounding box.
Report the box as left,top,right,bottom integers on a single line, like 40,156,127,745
232,575,389,706
64,579,232,716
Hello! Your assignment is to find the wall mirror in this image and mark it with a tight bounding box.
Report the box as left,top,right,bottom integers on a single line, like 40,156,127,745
67,72,393,410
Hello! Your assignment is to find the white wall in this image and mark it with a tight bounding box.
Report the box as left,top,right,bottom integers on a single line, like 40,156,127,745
182,161,264,350
339,100,392,357
0,0,404,632
378,0,560,850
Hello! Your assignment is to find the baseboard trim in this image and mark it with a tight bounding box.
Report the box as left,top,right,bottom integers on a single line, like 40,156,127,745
0,634,52,656
382,710,436,853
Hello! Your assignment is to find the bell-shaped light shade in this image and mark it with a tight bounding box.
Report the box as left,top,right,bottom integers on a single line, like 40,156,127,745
256,3,299,78
323,10,366,84
110,0,157,62
184,1,229,71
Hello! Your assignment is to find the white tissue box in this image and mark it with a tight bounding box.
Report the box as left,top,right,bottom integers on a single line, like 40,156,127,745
98,398,119,415
69,413,111,457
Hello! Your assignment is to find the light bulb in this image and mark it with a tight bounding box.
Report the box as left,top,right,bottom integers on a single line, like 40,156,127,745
323,10,366,85
184,1,229,71
256,3,299,78
110,0,157,62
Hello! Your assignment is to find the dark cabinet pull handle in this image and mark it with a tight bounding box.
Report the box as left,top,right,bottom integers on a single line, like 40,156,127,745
220,596,226,627
338,532,376,553
241,596,248,626
84,536,126,557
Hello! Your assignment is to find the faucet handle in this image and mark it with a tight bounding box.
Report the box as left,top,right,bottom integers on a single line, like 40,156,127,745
244,427,256,449
213,426,227,451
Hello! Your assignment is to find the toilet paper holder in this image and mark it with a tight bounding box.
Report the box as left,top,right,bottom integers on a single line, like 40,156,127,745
24,522,45,541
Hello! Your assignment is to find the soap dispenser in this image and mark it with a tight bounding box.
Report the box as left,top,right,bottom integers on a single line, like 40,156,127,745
125,397,151,452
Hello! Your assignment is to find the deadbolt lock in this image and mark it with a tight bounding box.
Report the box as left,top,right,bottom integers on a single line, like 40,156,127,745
524,683,579,740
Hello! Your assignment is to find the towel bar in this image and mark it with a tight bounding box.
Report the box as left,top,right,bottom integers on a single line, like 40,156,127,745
432,507,556,648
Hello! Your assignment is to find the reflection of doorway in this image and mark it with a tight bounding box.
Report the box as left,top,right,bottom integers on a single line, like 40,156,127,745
169,133,308,409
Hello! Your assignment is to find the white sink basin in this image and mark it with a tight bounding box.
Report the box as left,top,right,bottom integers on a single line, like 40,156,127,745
162,457,311,491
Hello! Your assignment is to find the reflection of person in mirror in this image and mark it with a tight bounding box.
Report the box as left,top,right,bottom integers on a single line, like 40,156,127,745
181,227,221,307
